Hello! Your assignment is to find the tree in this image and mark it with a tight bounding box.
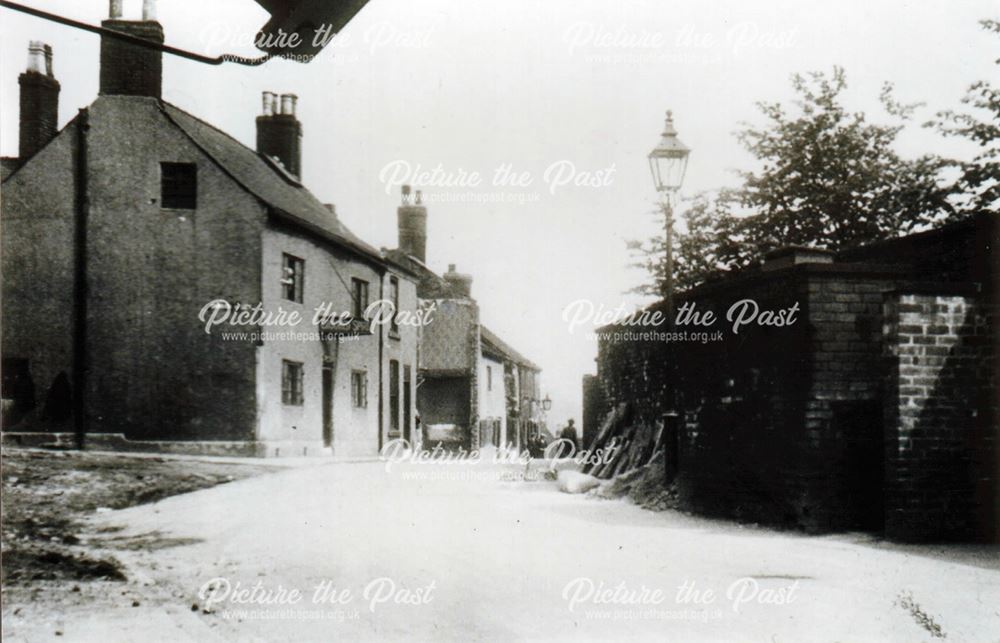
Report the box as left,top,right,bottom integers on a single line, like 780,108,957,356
928,19,1000,214
628,190,738,296
733,67,954,257
630,65,959,295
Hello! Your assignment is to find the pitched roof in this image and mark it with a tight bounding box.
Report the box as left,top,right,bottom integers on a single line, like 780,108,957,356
159,102,384,264
1,157,20,182
480,325,540,371
383,249,541,372
383,249,467,299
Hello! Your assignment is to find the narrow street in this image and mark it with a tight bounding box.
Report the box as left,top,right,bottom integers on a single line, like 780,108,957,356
4,460,991,642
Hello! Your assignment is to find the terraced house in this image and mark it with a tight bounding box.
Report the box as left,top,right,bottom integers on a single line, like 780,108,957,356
385,188,545,452
1,9,418,457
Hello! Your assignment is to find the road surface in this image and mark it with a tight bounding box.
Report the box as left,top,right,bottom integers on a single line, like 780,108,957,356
15,460,1000,641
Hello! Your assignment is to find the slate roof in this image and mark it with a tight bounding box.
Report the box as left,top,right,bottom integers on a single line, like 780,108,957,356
0,157,20,182
159,102,384,264
382,249,466,299
480,325,541,371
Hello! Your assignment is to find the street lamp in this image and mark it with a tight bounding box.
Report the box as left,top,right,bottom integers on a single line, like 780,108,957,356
648,110,691,316
649,110,690,485
542,395,553,413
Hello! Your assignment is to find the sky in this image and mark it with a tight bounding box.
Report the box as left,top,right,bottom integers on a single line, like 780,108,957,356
1,0,996,429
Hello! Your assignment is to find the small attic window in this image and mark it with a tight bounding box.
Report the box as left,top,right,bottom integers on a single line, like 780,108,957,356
161,163,197,209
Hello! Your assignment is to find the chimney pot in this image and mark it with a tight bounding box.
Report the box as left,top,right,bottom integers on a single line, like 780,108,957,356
415,190,423,205
262,91,276,116
402,184,412,204
142,0,157,21
448,264,457,273
280,94,298,116
109,0,123,19
26,41,45,74
43,44,54,77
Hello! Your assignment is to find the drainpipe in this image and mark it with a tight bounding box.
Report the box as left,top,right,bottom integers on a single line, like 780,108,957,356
73,108,90,450
377,267,386,453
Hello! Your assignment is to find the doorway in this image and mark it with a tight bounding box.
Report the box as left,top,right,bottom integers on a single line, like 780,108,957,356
403,365,412,444
834,400,885,532
322,365,333,448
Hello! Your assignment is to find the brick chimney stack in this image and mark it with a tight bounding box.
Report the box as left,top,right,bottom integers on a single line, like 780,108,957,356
398,185,428,263
256,91,303,178
18,41,60,160
99,0,164,98
444,264,473,298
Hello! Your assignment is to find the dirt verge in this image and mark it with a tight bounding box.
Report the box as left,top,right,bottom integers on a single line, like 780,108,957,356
1,448,277,587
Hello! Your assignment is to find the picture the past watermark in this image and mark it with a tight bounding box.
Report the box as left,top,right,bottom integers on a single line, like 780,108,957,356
197,576,436,622
561,576,801,621
563,298,801,341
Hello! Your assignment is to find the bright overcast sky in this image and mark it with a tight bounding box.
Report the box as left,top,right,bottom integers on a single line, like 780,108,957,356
1,0,996,426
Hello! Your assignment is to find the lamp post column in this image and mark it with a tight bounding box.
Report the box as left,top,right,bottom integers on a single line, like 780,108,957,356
648,109,690,485
663,195,676,326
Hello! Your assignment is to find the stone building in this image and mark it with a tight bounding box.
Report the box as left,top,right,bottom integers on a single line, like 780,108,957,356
587,214,998,542
385,188,544,452
1,9,418,457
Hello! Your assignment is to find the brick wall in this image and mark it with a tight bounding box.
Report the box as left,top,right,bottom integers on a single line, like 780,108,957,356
674,273,812,527
84,97,263,441
590,214,997,541
883,291,998,542
597,270,813,527
581,374,605,448
2,117,79,426
99,21,163,99
798,273,899,532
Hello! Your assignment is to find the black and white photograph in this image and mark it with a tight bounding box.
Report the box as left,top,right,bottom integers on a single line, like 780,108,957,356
0,0,998,640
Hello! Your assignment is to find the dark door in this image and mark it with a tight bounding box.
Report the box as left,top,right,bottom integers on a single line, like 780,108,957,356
389,360,400,437
835,401,885,532
403,365,412,443
322,365,333,448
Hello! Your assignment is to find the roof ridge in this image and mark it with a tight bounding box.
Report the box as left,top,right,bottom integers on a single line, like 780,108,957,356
160,99,254,157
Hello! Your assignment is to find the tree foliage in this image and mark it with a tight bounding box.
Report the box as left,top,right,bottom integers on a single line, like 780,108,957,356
628,191,737,296
629,26,1000,296
929,19,1000,214
731,67,953,255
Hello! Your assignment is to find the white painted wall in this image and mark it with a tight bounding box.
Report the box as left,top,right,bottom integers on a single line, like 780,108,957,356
478,353,507,446
256,228,384,457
